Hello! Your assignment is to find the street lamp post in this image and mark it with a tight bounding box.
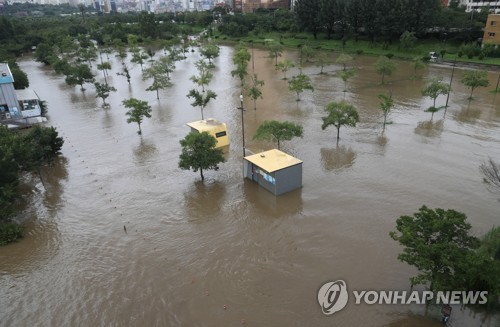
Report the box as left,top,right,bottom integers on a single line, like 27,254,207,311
239,94,245,157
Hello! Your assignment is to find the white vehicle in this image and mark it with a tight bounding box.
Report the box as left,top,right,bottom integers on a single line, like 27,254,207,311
429,52,439,62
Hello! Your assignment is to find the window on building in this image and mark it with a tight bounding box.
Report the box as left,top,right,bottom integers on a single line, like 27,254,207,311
491,21,497,26
489,32,496,37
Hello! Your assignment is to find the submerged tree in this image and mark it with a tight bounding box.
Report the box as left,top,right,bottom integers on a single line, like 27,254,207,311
336,53,354,71
253,120,303,150
200,43,220,65
461,70,490,100
97,61,112,85
117,63,131,84
267,42,284,67
378,93,394,131
247,74,265,110
480,158,500,190
130,47,149,73
179,131,225,181
338,69,356,93
374,56,397,84
122,98,152,135
288,73,314,101
187,89,217,120
300,45,315,64
412,57,426,79
143,61,172,100
94,82,116,107
277,59,295,80
390,206,479,291
421,78,450,117
315,52,329,74
321,101,359,144
64,63,94,91
191,60,213,92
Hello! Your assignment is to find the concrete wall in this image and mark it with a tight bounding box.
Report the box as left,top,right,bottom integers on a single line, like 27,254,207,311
275,164,302,195
244,159,302,196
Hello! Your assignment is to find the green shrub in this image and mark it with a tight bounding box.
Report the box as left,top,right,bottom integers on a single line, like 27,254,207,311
356,49,364,55
386,53,394,59
478,52,485,60
0,223,23,246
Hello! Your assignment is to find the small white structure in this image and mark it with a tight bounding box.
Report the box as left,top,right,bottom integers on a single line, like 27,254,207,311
16,89,42,118
186,118,229,148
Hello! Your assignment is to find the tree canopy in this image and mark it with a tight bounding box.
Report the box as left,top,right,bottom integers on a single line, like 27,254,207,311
461,70,490,99
253,120,303,150
390,206,479,290
321,101,359,143
123,98,152,135
179,131,225,181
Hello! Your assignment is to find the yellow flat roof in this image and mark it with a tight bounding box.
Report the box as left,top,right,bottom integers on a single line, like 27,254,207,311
186,118,226,132
244,149,302,173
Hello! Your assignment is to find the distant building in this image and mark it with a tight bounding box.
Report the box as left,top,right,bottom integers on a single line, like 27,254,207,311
242,0,288,13
483,14,500,45
460,0,500,13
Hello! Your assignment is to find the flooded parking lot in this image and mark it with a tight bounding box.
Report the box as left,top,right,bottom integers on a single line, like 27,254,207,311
1,46,499,326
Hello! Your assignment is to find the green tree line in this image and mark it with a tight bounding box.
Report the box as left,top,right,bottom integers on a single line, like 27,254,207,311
0,126,64,245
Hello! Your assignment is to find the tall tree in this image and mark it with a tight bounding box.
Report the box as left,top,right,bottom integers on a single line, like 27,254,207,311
295,0,321,39
319,0,337,39
122,98,152,135
390,206,479,291
374,56,397,84
288,73,314,101
253,120,303,150
461,70,490,100
139,11,159,38
179,132,225,181
321,101,359,143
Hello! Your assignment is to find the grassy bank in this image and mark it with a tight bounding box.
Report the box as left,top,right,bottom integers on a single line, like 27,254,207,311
213,31,500,66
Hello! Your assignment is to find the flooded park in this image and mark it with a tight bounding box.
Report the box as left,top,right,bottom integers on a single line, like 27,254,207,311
1,45,499,326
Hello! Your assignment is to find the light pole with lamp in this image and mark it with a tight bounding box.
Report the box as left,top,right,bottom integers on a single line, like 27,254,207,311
239,94,246,157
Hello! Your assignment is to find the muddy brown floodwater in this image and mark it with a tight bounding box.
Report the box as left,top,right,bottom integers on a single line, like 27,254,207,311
1,46,499,327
